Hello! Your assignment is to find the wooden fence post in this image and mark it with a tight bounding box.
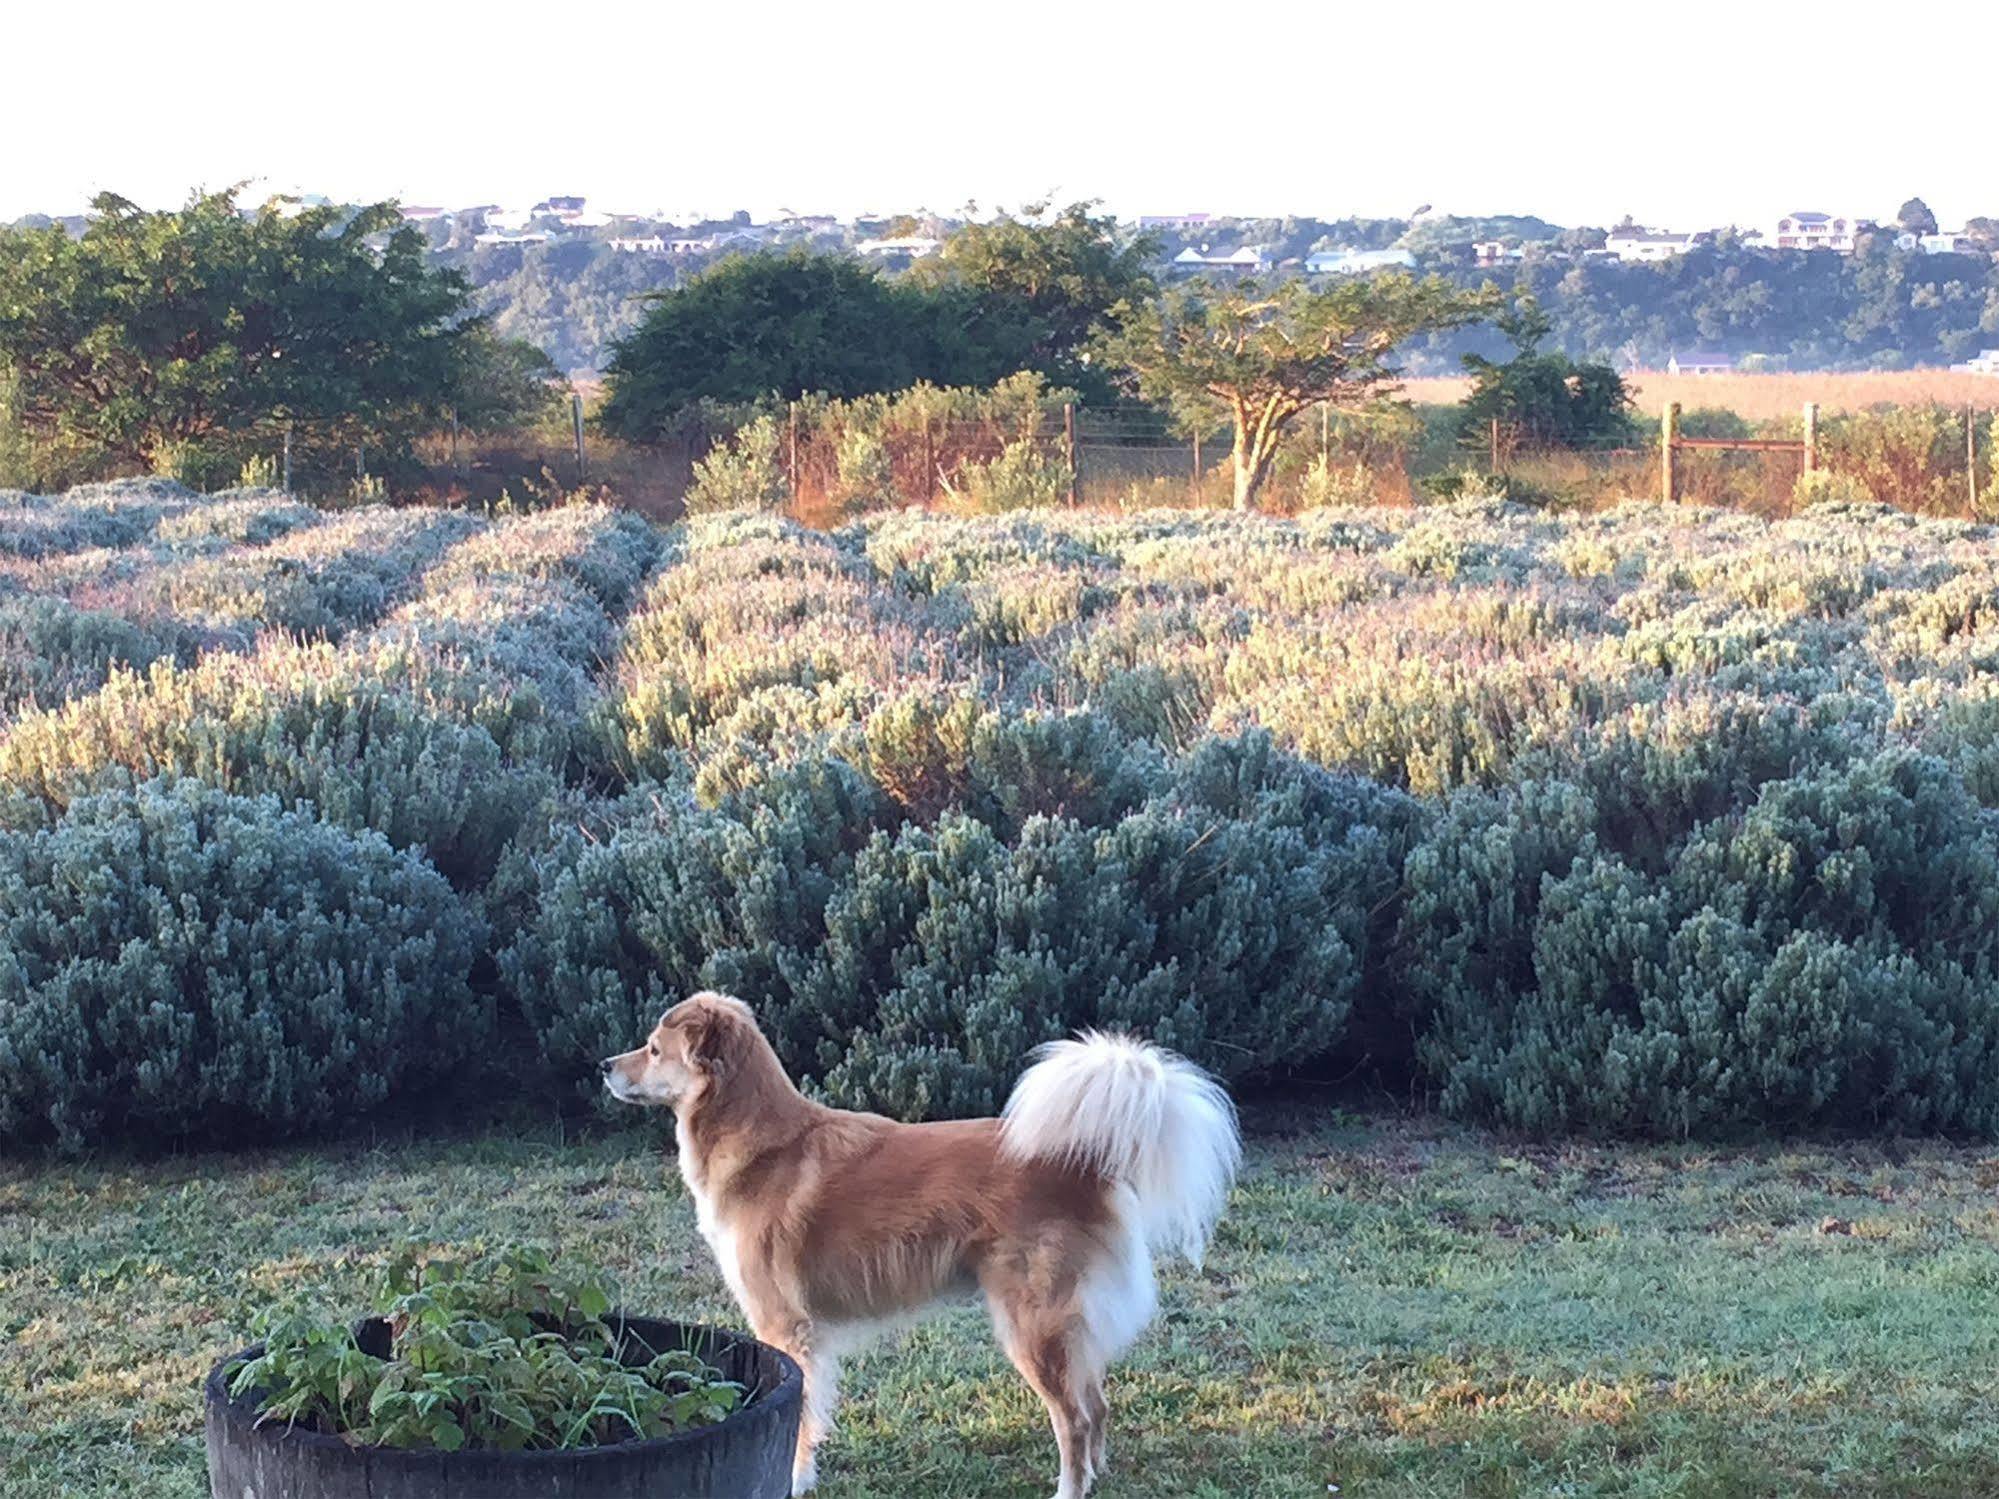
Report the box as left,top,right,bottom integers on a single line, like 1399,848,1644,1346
1661,402,1679,504
572,391,587,481
786,402,800,497
1970,406,1980,516
1192,428,1202,493
1063,402,1079,506
922,415,935,505
1803,402,1819,475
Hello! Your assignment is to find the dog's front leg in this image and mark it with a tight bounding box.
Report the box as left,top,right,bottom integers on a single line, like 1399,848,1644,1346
791,1343,842,1496
760,1317,841,1496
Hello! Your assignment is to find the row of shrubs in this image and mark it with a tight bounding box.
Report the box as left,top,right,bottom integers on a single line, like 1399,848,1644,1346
9,485,1999,1148
11,718,1996,1146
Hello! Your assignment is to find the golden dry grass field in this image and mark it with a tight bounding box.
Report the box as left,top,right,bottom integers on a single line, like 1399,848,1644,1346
1403,368,1999,420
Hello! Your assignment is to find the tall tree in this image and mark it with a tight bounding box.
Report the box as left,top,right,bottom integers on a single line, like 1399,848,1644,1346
909,202,1158,401
0,189,480,478
1457,297,1634,450
1098,275,1492,510
1897,197,1940,237
450,326,568,434
599,250,942,439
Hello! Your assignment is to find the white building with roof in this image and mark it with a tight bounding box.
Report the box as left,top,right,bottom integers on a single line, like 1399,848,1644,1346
1772,212,1869,252
1667,351,1734,376
1606,228,1700,263
1171,245,1273,273
856,236,944,258
1894,230,1982,255
1305,247,1417,275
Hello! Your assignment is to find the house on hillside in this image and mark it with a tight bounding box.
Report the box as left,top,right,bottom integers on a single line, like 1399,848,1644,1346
1952,349,1999,375
1772,212,1870,252
534,196,589,221
1472,240,1525,266
473,230,551,248
1305,247,1418,275
399,205,450,224
1667,351,1734,376
1139,213,1213,231
1171,245,1273,274
608,234,668,254
1606,228,1699,263
671,228,765,254
856,236,944,258
1894,230,1980,255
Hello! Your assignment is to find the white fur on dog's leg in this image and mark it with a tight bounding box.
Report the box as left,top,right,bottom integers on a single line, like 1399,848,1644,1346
791,1344,840,1497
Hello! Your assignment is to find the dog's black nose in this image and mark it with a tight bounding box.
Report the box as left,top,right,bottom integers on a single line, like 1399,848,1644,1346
599,1057,616,1076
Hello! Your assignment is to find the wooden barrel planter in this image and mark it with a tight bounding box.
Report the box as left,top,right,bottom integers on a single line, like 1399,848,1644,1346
205,1315,802,1499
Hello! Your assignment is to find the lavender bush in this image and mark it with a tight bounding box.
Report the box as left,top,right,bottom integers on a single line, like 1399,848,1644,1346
8,483,1999,1143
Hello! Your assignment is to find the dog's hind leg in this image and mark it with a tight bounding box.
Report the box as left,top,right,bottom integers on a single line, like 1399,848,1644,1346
988,1294,1095,1499
1080,1375,1109,1479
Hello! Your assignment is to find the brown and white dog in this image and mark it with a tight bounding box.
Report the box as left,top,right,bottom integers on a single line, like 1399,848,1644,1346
602,992,1240,1499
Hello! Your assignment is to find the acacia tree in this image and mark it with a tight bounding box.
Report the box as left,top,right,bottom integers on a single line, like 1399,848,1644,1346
0,189,491,483
1099,274,1493,510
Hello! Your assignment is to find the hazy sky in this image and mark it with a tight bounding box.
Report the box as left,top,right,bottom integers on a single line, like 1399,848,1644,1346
7,1,1994,231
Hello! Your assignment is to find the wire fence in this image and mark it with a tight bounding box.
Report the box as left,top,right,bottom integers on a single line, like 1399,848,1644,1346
556,401,1996,519
10,397,1992,522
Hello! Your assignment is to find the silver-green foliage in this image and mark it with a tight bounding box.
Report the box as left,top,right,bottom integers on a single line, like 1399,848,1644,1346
20,485,1999,1143
506,731,1415,1119
1400,752,1999,1135
0,596,181,721
0,645,551,888
0,781,487,1150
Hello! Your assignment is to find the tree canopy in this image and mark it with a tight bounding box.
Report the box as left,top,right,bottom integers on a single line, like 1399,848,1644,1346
601,207,1160,439
907,202,1158,401
1097,274,1493,509
0,189,500,483
599,250,946,439
1457,297,1633,452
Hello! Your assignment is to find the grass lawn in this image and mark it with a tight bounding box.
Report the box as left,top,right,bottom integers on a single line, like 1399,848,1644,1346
5,1103,1999,1498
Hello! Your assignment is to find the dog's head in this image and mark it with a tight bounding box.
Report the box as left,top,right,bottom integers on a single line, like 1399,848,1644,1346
600,991,757,1109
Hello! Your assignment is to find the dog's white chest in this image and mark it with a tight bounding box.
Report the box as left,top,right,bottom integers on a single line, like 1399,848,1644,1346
678,1120,754,1313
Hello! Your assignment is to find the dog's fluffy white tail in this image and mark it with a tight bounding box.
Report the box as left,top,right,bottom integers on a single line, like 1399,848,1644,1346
1000,1031,1241,1267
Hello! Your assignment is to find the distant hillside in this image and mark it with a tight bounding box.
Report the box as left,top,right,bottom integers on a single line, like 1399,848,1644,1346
435,217,1999,379
18,203,1988,378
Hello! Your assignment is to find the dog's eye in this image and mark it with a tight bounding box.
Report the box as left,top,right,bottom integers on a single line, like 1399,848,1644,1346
648,1044,658,1058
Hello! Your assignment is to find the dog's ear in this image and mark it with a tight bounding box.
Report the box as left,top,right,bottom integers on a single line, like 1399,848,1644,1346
685,1005,736,1079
